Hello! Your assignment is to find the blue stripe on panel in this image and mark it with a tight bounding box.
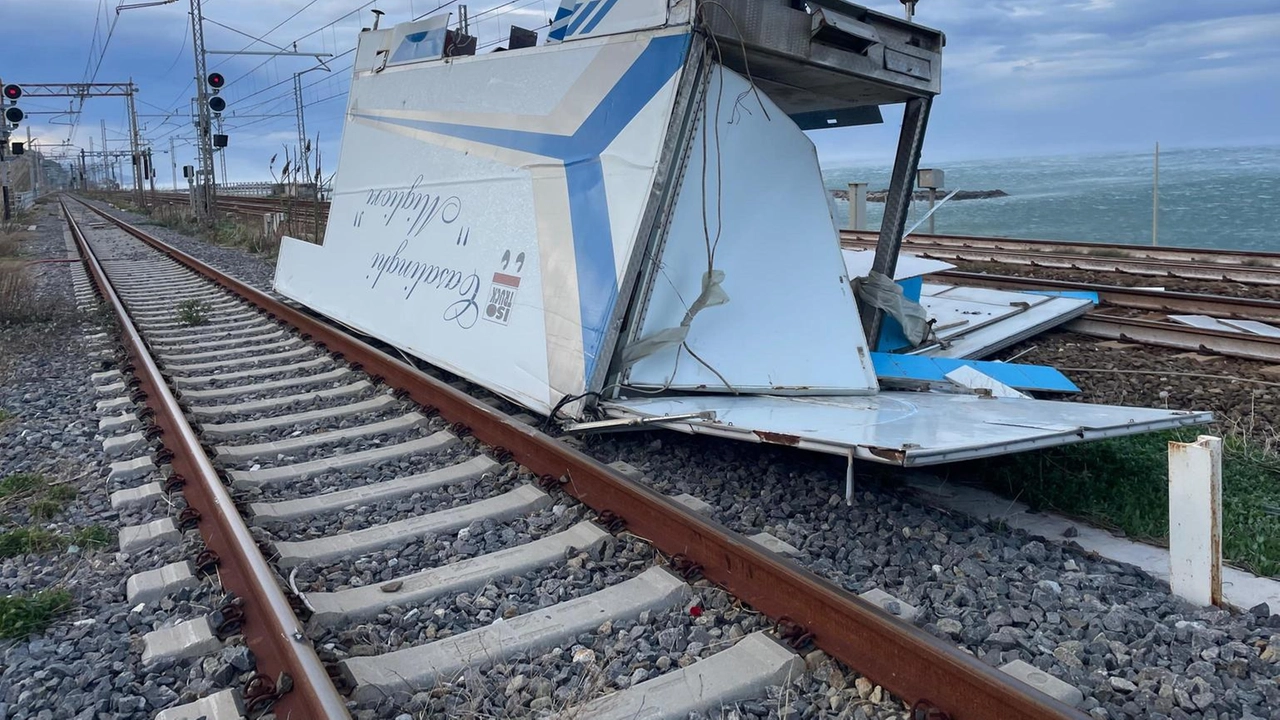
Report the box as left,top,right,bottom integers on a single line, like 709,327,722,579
580,0,622,34
565,0,601,37
355,33,692,389
547,1,579,42
564,157,615,380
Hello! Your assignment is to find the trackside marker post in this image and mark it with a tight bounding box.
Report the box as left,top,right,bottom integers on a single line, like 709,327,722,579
1168,435,1222,606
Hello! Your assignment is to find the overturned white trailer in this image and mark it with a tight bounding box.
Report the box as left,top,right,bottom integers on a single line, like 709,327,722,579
275,0,1210,465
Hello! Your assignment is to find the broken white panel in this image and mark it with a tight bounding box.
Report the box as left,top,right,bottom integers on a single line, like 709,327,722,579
1169,315,1238,333
274,29,693,416
943,365,1029,399
1168,435,1223,607
621,66,878,395
1220,319,1280,338
918,284,1093,359
839,248,952,279
603,393,1211,466
841,249,955,280
1173,315,1280,338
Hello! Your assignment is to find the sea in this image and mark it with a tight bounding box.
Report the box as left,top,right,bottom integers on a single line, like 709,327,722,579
821,145,1280,253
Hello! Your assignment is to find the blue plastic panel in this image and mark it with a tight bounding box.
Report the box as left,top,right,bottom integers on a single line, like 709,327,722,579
871,353,1079,393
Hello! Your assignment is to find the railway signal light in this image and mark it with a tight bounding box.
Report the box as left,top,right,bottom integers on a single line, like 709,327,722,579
3,106,22,125
2,84,20,101
207,73,225,90
209,96,226,113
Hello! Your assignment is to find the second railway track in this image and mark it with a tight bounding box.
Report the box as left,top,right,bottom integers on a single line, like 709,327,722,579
64,195,1085,719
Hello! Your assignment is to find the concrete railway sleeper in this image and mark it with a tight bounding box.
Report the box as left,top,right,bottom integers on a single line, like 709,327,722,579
64,195,1089,719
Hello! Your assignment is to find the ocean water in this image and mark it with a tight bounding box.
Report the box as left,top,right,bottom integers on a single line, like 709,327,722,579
821,145,1280,253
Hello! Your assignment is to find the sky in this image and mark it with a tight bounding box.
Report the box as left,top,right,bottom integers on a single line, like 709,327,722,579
0,0,1277,187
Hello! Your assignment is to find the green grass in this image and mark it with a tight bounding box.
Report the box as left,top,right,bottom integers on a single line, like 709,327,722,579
0,409,12,424
177,298,208,326
979,430,1280,577
0,473,45,497
0,589,74,639
0,474,77,520
0,524,112,558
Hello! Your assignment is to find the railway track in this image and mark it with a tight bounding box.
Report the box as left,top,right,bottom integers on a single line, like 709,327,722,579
132,191,1280,362
65,194,1085,719
840,229,1280,270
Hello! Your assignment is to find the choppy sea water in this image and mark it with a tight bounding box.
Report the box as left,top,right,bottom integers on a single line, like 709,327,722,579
822,145,1280,253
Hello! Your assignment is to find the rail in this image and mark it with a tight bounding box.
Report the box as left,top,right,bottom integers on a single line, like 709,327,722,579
61,197,352,720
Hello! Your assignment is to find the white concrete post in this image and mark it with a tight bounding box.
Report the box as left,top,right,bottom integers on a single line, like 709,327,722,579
1168,435,1222,606
847,182,868,231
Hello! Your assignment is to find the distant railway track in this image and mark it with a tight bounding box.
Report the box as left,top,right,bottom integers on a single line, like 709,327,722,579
841,234,1280,286
67,194,1085,720
840,229,1280,269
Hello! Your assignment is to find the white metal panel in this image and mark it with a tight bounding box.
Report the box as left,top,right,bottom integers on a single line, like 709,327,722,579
842,249,955,280
548,0,669,43
603,393,1211,466
1172,315,1280,338
274,29,692,416
622,65,878,394
1221,319,1280,337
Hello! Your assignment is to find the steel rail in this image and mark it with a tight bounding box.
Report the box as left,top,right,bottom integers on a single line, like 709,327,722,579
1069,313,1280,363
841,239,1280,286
74,197,1087,720
938,271,1280,325
841,229,1280,268
61,199,352,720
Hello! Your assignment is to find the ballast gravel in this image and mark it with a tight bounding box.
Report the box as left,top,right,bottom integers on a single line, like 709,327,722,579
592,432,1280,720
256,464,525,542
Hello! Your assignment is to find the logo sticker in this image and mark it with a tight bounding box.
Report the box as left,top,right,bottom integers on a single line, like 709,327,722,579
485,272,520,325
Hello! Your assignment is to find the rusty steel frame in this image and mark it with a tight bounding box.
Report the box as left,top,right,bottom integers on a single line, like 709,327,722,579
62,199,351,720
75,197,1086,720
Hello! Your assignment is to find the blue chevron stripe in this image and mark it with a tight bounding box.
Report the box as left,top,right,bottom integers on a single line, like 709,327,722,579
355,33,691,384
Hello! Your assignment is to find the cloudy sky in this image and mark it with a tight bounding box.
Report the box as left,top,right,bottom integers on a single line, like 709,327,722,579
2,0,1277,186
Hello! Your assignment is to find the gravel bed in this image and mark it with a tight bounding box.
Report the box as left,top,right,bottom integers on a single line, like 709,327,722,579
217,424,438,472
173,358,341,390
241,437,482,502
592,431,1280,720
954,260,1280,301
257,464,525,542
154,330,300,359
993,332,1278,438
177,366,352,404
350,588,775,719
199,384,388,424
0,203,257,718
83,199,278,292
320,536,651,650
289,503,591,594
213,402,424,446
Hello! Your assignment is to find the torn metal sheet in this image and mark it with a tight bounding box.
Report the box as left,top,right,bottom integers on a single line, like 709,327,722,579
915,284,1094,359
1170,315,1280,338
603,394,1212,466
